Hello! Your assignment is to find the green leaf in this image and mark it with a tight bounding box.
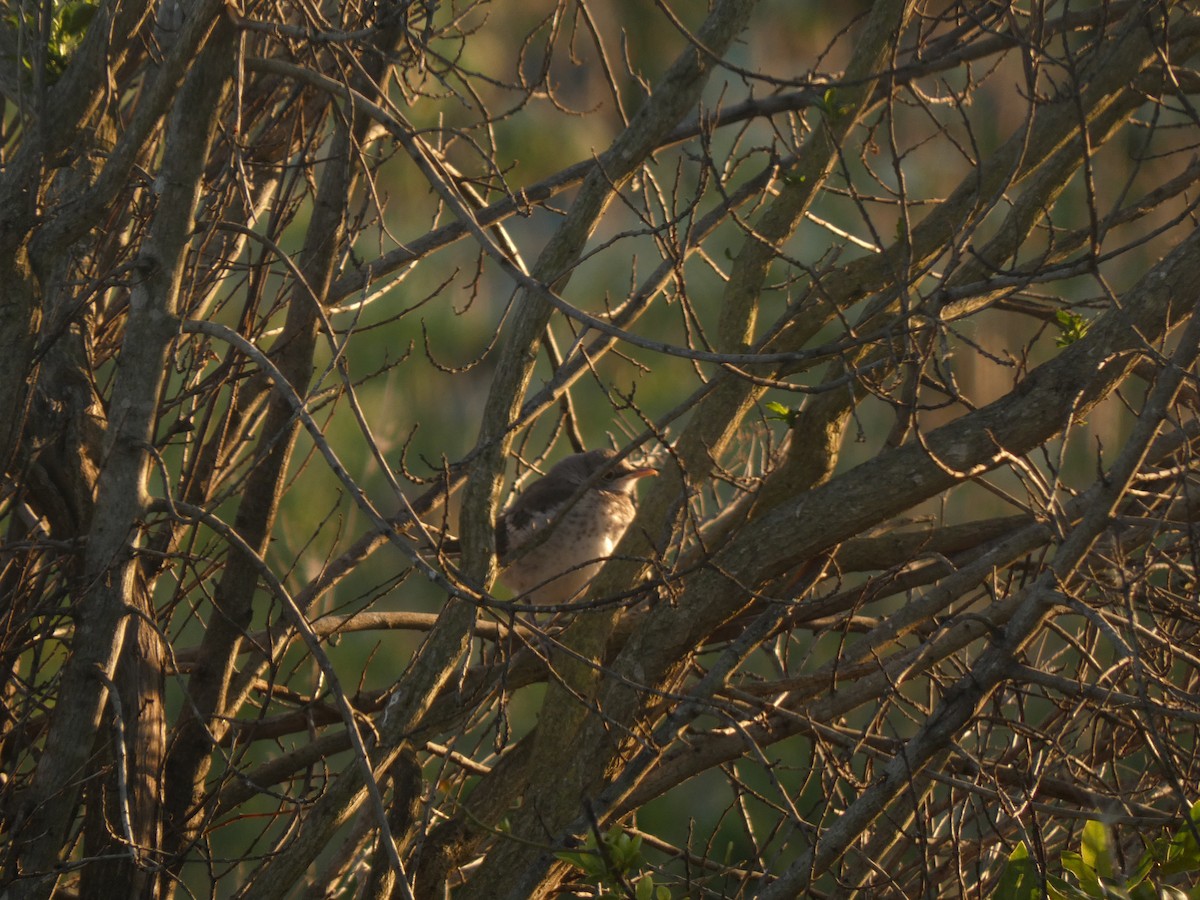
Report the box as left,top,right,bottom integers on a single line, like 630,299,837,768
1159,800,1200,875
1080,820,1113,881
636,875,654,900
555,849,608,880
764,400,800,426
822,87,837,113
819,86,852,120
1130,838,1158,887
1061,850,1103,896
991,841,1043,900
1054,308,1090,347
558,826,650,886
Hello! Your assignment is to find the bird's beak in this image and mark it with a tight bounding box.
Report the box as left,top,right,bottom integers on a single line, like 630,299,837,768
626,466,657,481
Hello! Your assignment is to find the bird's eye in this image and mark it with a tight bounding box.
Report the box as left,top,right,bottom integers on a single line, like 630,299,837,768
602,469,617,480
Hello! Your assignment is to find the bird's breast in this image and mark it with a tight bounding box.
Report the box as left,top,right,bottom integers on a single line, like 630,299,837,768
498,495,636,603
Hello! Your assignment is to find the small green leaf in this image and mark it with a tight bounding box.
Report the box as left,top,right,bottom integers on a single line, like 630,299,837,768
555,849,608,880
764,400,800,426
822,88,841,118
604,829,644,874
818,86,853,120
1054,308,1090,347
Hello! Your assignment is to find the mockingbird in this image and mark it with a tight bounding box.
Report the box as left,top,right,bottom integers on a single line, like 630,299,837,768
489,449,656,606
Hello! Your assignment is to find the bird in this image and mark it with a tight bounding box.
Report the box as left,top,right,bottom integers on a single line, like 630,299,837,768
491,449,657,606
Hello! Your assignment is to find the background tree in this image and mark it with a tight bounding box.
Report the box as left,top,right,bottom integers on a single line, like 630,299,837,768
2,0,1200,897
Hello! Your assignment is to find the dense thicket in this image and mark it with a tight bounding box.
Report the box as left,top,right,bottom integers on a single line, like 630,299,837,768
3,1,1200,897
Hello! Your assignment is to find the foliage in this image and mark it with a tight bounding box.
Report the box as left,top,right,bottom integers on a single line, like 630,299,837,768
993,802,1200,900
4,0,96,81
763,399,801,427
1054,308,1092,347
557,827,672,899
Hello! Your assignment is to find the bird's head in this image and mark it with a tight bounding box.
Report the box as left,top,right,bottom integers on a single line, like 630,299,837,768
552,449,657,497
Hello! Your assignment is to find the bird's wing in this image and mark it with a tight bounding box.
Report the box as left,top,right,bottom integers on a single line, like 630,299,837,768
500,475,577,557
